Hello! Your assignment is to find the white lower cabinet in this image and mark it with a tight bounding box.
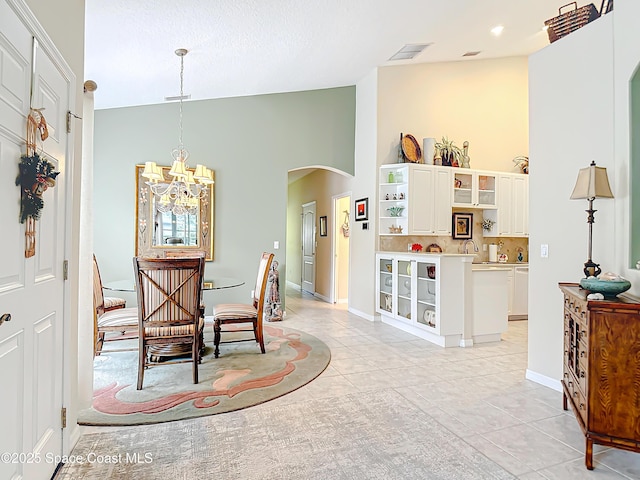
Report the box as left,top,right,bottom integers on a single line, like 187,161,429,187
376,253,473,347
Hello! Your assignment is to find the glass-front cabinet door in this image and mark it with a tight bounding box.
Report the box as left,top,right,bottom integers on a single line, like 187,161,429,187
452,170,497,209
396,258,413,322
376,256,394,314
416,260,437,330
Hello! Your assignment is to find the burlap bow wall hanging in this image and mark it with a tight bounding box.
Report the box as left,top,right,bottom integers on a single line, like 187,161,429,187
15,108,59,257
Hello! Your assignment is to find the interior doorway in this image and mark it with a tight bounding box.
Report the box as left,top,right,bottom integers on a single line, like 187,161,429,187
332,194,350,303
301,201,316,294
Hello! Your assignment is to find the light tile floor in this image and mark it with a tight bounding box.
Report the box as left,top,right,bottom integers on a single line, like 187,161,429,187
73,288,640,479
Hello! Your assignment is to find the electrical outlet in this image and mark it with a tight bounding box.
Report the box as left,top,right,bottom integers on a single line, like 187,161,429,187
274,241,279,249
483,244,488,252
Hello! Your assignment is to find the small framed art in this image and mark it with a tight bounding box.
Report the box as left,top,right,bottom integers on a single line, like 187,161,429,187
355,198,368,222
319,216,327,237
452,212,473,239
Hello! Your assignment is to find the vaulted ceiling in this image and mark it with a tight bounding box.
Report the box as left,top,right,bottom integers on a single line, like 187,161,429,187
85,0,563,110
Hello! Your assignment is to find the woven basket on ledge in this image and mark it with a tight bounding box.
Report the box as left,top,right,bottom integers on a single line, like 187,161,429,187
545,2,600,43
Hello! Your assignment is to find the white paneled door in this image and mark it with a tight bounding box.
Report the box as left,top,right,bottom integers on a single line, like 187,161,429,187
301,202,316,294
0,1,72,479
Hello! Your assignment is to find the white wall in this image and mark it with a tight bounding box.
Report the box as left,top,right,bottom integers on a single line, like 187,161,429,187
377,57,530,173
613,0,640,285
528,15,615,387
349,69,378,320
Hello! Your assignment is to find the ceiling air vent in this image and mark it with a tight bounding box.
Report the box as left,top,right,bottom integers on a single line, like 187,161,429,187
388,43,432,61
462,51,481,57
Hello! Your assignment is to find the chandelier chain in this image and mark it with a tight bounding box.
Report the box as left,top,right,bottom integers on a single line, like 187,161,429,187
178,52,184,149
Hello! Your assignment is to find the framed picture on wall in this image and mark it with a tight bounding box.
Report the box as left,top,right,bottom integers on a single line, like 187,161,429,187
452,212,473,239
355,198,368,221
319,216,327,237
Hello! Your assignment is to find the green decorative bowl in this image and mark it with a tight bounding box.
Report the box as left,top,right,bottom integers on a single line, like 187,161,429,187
580,277,631,298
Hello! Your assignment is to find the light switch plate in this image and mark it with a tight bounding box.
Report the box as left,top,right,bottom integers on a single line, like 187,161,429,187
541,244,549,258
274,241,279,249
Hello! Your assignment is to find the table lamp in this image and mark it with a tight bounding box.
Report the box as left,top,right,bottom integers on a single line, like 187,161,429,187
570,161,614,278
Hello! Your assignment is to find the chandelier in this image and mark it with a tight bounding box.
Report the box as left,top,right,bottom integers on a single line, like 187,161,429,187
141,48,214,216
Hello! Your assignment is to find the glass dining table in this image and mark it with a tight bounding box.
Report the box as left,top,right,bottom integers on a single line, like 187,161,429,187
103,277,244,360
103,277,245,292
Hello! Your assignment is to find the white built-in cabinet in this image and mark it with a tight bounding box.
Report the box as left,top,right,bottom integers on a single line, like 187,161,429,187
483,172,529,237
376,252,472,347
380,164,528,237
380,164,451,236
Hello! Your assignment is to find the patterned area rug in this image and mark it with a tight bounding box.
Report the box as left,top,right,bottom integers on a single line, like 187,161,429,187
60,390,515,479
78,323,330,426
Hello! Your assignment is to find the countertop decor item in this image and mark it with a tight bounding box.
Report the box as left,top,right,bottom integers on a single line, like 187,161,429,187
579,273,631,298
570,161,614,278
411,243,423,252
425,243,442,253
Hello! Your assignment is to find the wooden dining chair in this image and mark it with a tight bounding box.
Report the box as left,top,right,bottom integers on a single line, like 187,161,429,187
93,254,138,356
211,252,274,358
93,254,126,312
134,256,205,389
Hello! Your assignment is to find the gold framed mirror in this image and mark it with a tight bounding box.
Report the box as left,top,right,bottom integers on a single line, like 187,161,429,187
135,164,214,260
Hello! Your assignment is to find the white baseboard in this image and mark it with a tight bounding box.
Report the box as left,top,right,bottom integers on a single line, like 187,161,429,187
348,306,375,322
526,369,562,392
286,280,301,290
336,298,348,304
314,293,331,303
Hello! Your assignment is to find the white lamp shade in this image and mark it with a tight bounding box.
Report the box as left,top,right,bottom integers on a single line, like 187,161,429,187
570,162,614,200
200,168,215,185
141,162,162,181
193,164,208,181
168,160,187,179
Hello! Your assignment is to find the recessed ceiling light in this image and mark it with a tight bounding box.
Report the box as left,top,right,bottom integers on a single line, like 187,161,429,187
388,43,432,61
491,25,504,36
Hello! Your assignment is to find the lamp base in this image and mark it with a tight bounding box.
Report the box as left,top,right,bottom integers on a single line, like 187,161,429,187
583,259,601,279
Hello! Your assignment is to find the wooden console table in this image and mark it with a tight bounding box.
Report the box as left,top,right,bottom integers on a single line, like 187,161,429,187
559,282,640,470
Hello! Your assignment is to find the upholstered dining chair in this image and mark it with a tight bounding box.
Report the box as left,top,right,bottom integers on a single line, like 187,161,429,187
211,252,274,358
134,256,205,390
93,254,126,312
93,254,138,356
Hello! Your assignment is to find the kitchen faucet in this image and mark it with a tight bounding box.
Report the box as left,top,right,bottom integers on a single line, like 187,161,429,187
463,239,479,254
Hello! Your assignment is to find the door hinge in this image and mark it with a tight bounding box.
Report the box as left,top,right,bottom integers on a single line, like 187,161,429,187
63,260,68,280
61,407,67,428
66,111,81,133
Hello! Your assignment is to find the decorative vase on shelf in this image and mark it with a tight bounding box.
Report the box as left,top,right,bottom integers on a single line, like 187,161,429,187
388,171,395,183
423,138,435,165
460,141,471,168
